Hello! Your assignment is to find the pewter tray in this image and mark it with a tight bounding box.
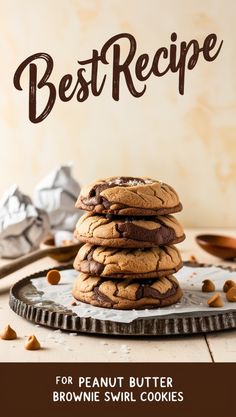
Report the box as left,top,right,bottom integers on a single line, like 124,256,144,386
9,264,236,336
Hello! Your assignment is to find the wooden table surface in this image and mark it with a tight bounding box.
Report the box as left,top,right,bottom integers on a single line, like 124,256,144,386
0,229,236,362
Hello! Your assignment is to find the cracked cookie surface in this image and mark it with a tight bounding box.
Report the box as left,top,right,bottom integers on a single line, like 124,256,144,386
73,243,182,279
72,273,182,309
75,212,185,248
76,176,182,216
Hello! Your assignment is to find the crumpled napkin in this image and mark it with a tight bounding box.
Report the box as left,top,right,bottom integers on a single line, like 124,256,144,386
34,165,82,232
0,185,50,258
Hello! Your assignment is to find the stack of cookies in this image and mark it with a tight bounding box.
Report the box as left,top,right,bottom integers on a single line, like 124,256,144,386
72,177,185,310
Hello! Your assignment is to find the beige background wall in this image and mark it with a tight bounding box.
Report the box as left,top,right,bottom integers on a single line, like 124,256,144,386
0,0,235,227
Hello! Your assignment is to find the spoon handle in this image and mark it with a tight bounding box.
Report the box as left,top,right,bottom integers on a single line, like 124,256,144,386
0,248,52,279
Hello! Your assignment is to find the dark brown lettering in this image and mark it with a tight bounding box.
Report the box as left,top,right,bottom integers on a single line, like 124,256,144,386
13,33,223,123
13,52,56,123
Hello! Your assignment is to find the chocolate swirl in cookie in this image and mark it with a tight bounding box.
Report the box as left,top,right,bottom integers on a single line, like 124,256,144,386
72,273,182,309
73,243,183,279
75,212,185,248
76,176,182,216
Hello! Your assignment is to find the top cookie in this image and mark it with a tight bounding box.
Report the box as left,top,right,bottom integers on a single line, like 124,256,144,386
76,177,182,216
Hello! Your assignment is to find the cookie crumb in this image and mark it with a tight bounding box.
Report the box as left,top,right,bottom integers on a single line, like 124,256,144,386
207,293,223,308
202,279,215,293
25,335,41,350
46,269,61,285
65,346,73,351
223,280,236,293
226,286,236,302
0,324,17,340
120,344,131,353
70,300,77,306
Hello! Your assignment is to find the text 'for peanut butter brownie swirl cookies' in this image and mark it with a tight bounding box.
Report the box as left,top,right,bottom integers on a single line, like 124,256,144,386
72,176,184,310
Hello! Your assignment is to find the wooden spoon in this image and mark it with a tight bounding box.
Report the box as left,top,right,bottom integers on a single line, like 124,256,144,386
0,237,82,279
196,234,236,260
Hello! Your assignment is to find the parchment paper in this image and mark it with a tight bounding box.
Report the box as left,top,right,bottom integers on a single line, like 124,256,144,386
29,265,236,323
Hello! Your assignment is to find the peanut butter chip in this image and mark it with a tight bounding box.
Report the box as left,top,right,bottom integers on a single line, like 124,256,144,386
61,239,74,246
202,279,215,292
46,269,61,285
25,335,41,350
207,293,224,308
189,255,197,263
0,324,17,340
226,286,236,302
223,280,236,293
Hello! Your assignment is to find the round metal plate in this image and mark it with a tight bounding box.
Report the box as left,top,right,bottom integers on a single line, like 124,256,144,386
9,263,236,336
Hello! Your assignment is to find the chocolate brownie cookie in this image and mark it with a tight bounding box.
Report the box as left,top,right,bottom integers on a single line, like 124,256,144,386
76,177,182,216
72,273,182,309
73,243,182,279
75,212,185,248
